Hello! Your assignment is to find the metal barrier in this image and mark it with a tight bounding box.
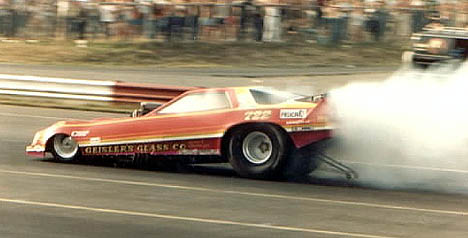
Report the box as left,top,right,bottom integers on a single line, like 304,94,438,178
0,74,197,104
113,81,198,103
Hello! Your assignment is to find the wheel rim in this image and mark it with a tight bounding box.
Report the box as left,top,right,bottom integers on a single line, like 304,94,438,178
53,135,78,160
242,131,273,164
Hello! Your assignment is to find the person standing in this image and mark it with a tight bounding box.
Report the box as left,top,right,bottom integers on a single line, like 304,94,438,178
455,0,468,27
0,0,11,36
323,0,342,45
56,0,69,39
315,0,325,27
263,4,281,42
139,1,153,39
238,0,252,40
410,0,425,33
253,9,262,42
85,1,100,39
375,0,387,41
76,2,87,40
393,0,411,38
349,0,364,43
99,1,117,38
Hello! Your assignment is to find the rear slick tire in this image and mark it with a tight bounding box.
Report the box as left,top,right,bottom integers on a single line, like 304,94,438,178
228,124,289,179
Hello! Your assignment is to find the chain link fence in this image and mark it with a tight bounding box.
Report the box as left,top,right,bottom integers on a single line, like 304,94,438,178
0,0,467,45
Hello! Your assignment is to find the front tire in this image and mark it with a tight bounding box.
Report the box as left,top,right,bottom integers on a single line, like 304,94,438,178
228,124,289,179
51,134,79,162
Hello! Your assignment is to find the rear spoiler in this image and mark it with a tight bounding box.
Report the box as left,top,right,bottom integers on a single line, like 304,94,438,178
312,93,327,102
296,93,327,103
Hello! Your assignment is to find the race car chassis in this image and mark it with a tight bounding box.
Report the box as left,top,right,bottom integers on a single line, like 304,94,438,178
316,152,358,180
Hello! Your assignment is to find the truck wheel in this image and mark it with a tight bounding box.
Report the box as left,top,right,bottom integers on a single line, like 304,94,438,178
228,124,289,179
51,134,79,162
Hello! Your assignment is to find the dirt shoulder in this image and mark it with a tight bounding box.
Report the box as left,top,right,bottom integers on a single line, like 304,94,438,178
0,40,405,68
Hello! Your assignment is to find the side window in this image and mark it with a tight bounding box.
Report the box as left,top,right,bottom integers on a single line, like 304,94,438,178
158,92,231,114
249,89,298,105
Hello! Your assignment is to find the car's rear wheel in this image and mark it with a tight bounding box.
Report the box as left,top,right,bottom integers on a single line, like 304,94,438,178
228,124,289,179
281,148,320,181
52,134,79,162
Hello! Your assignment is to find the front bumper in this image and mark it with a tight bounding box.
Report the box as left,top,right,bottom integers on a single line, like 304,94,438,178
412,53,452,65
26,144,46,158
26,129,48,158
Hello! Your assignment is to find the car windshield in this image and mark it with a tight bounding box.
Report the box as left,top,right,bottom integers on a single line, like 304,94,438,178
249,88,302,105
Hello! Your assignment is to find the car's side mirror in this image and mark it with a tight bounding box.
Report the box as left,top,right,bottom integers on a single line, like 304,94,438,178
131,102,162,117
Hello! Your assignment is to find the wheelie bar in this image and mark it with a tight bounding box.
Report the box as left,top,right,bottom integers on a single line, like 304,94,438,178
316,152,358,180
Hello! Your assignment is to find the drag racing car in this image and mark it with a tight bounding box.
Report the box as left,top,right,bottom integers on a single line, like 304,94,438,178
402,26,468,67
26,87,333,179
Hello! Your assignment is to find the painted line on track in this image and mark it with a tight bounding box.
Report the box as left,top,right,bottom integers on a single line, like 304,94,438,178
0,197,398,238
1,168,467,216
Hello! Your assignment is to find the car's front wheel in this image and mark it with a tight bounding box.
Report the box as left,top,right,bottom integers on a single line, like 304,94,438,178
228,124,289,179
51,134,79,162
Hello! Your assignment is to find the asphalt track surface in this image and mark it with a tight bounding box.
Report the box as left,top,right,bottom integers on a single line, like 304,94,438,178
1,105,468,238
0,63,396,83
0,63,395,94
1,65,468,237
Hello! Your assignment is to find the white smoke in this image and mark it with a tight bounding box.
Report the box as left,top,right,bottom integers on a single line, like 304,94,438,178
326,63,468,193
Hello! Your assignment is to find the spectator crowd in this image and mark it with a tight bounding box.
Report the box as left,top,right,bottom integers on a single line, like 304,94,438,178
0,0,467,45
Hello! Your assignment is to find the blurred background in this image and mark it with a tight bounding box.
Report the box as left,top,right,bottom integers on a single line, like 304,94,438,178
2,2,468,237
0,0,462,44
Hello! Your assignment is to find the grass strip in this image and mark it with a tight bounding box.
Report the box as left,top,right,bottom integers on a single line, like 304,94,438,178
0,40,406,68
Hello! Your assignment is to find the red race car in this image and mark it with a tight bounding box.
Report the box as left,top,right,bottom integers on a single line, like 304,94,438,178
27,87,332,179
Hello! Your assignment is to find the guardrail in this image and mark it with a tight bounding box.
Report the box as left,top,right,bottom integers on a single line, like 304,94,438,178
0,74,198,105
113,82,197,103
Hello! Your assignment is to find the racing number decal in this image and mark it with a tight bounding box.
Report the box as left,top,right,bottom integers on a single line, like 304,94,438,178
244,110,272,120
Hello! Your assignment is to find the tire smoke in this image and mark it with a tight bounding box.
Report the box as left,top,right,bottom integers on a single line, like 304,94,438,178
326,63,468,193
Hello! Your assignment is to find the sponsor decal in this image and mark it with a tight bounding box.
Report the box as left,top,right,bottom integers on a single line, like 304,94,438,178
180,149,219,155
287,124,333,132
290,126,313,132
71,131,89,137
280,109,307,119
83,142,187,155
90,137,101,144
286,120,311,125
244,110,272,120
